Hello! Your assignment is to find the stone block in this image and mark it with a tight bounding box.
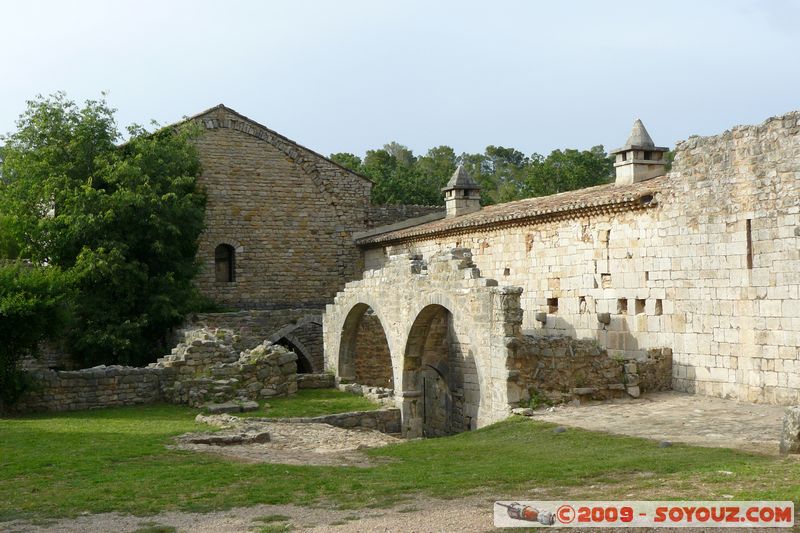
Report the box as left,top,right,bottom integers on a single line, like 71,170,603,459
779,406,800,454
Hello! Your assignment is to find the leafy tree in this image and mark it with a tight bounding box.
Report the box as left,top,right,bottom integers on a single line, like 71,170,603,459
329,152,362,172
0,263,70,410
0,93,206,366
524,145,613,197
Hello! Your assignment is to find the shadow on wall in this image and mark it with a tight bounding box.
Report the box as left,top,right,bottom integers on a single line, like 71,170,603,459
401,304,480,438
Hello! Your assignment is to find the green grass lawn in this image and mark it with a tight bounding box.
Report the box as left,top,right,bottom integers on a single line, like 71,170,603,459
240,388,379,419
2,391,799,521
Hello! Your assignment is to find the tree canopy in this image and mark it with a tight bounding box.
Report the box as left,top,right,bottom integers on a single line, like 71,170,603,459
332,141,615,206
0,93,207,367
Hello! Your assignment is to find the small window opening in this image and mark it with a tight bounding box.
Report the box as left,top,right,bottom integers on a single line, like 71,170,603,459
617,298,628,315
215,244,236,282
579,296,587,314
635,299,646,315
644,151,653,160
547,298,559,314
621,152,628,162
503,267,511,276
746,219,753,270
655,299,663,316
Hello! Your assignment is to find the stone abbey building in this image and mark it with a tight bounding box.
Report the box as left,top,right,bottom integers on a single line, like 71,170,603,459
184,107,799,436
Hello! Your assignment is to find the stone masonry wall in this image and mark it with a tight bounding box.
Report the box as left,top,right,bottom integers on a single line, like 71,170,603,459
15,328,299,413
508,336,672,406
372,111,800,405
191,106,371,310
151,329,298,406
366,205,444,229
185,310,323,372
14,366,166,412
353,311,393,387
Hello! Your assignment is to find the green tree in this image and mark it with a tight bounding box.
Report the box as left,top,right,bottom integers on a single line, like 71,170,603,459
0,263,70,410
329,152,362,172
0,93,206,366
524,145,614,197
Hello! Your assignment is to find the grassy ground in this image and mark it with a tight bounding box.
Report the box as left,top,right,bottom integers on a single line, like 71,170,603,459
2,391,799,522
240,388,379,419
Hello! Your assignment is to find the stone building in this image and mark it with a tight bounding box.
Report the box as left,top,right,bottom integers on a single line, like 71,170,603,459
325,111,800,435
184,105,441,372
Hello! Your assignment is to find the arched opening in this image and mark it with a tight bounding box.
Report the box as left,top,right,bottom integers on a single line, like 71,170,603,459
403,304,479,437
214,244,235,282
276,337,313,374
338,304,393,388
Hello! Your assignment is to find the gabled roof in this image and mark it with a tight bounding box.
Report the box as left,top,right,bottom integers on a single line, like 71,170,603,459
355,175,666,247
185,104,373,184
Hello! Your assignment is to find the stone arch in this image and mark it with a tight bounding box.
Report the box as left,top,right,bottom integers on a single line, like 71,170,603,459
275,333,314,373
337,302,394,388
401,303,480,437
269,315,323,373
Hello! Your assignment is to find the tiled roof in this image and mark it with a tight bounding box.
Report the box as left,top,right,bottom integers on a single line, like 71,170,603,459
356,175,667,247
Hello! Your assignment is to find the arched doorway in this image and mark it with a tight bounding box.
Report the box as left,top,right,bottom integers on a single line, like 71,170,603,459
338,303,393,388
403,304,479,437
275,337,313,373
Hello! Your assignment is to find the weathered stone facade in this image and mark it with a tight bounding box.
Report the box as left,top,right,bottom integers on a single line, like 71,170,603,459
324,248,524,437
190,105,372,311
354,111,800,406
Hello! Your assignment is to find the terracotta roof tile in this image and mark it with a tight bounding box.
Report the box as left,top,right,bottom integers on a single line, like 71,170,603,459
356,175,667,247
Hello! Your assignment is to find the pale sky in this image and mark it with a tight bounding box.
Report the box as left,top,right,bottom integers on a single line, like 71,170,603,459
2,0,799,158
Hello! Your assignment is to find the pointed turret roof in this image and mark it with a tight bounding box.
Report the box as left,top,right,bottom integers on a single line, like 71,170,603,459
442,165,481,191
610,119,668,154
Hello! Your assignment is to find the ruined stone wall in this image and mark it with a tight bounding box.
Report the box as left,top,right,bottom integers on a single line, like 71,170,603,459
15,329,299,413
191,107,371,310
366,205,444,229
14,366,166,412
151,329,298,406
373,111,800,405
352,311,393,387
324,249,524,435
508,336,672,405
185,309,322,372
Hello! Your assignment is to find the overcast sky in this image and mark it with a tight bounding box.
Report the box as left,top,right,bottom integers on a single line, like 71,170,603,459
2,0,799,158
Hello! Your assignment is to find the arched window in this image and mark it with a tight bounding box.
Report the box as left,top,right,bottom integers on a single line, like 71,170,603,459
214,244,235,282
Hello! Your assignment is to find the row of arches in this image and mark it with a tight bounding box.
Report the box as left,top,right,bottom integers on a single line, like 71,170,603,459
337,303,480,437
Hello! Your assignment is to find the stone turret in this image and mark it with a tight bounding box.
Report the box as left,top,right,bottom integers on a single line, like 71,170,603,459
610,119,668,185
443,165,481,218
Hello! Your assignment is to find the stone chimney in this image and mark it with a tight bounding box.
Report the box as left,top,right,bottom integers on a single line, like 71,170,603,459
443,165,481,218
610,119,668,185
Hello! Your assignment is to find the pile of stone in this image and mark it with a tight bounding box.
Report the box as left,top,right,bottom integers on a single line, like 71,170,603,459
150,328,298,407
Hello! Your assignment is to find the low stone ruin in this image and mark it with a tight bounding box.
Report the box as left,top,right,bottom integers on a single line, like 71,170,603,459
149,328,298,407
508,335,673,407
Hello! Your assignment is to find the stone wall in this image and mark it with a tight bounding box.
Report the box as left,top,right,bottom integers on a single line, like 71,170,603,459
324,248,525,436
352,311,393,387
185,309,323,373
297,373,335,389
15,328,300,413
256,408,401,434
191,106,371,310
14,366,165,412
366,111,800,405
151,329,298,406
508,336,672,405
366,205,444,229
